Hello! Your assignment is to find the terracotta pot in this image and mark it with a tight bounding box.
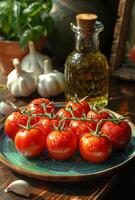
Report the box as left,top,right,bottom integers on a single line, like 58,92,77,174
0,38,46,75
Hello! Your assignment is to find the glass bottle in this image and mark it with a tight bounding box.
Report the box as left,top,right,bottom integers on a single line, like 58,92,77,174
64,14,109,107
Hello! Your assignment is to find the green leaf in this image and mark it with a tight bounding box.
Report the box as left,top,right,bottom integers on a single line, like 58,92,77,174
0,1,8,10
0,15,10,35
23,2,42,17
42,0,52,13
10,1,22,38
0,0,53,44
0,1,10,34
32,25,44,41
43,15,54,35
19,29,33,49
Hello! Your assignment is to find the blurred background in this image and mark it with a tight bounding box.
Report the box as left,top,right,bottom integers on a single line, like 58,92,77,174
46,0,119,65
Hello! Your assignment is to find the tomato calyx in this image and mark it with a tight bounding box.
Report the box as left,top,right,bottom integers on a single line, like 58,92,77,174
19,115,34,130
91,115,130,139
40,101,54,113
104,109,129,125
19,111,56,130
111,117,129,125
74,94,88,103
74,93,80,103
91,105,129,125
65,105,76,117
19,107,31,117
52,117,68,131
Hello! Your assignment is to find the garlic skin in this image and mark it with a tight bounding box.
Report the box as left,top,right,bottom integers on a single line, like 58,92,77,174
7,58,37,97
0,101,15,115
37,60,65,97
21,41,51,76
4,180,31,197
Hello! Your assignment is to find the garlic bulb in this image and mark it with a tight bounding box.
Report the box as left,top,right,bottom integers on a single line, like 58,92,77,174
7,58,37,97
21,41,51,76
4,180,31,197
37,60,65,97
0,101,15,115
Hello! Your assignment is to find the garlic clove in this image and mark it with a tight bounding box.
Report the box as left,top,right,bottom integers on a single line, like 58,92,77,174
0,101,15,115
4,180,31,197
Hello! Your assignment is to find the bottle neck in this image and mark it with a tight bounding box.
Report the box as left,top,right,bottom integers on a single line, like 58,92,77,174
75,31,99,52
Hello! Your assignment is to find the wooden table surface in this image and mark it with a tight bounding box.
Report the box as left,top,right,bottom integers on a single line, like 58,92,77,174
0,76,135,200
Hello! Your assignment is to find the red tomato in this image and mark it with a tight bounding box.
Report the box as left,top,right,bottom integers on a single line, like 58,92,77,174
129,46,135,63
87,109,110,129
37,117,52,135
87,109,110,121
69,120,96,141
15,128,46,158
51,118,59,128
101,121,132,150
65,100,90,117
4,112,29,140
27,98,55,114
69,120,82,133
46,130,78,160
56,108,72,127
80,100,90,114
37,117,59,143
79,133,112,163
65,101,84,117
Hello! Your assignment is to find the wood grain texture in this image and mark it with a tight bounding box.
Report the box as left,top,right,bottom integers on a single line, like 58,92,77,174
0,77,135,199
0,165,117,200
110,0,133,71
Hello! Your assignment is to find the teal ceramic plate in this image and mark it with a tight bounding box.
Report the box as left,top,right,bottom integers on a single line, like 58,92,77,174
0,105,135,182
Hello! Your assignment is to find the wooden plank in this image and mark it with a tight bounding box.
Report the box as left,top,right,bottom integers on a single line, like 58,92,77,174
110,0,134,70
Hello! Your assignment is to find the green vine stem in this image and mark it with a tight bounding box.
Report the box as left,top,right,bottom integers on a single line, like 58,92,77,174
80,95,89,102
74,93,80,103
28,111,130,125
66,106,75,117
65,116,128,123
9,100,130,130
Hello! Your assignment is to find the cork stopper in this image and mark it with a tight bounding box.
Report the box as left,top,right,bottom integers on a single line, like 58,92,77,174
76,13,98,34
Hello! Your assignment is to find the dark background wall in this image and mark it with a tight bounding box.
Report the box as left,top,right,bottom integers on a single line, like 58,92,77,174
46,0,119,65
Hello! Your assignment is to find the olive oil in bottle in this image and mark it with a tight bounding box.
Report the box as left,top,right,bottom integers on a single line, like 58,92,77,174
64,14,109,106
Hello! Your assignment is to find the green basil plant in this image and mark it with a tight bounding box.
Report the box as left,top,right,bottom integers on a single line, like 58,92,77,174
0,0,53,49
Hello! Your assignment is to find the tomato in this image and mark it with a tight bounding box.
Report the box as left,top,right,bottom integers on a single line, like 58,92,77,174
37,117,52,135
79,133,112,163
69,120,96,142
46,129,78,160
37,117,59,144
27,98,55,114
65,101,85,117
69,120,82,133
56,108,72,127
87,109,110,129
87,109,110,121
80,100,90,114
51,118,59,128
65,100,90,117
4,112,29,140
129,46,135,63
101,121,132,150
15,127,46,158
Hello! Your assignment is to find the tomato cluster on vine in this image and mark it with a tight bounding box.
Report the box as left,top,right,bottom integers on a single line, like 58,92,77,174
4,98,132,164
